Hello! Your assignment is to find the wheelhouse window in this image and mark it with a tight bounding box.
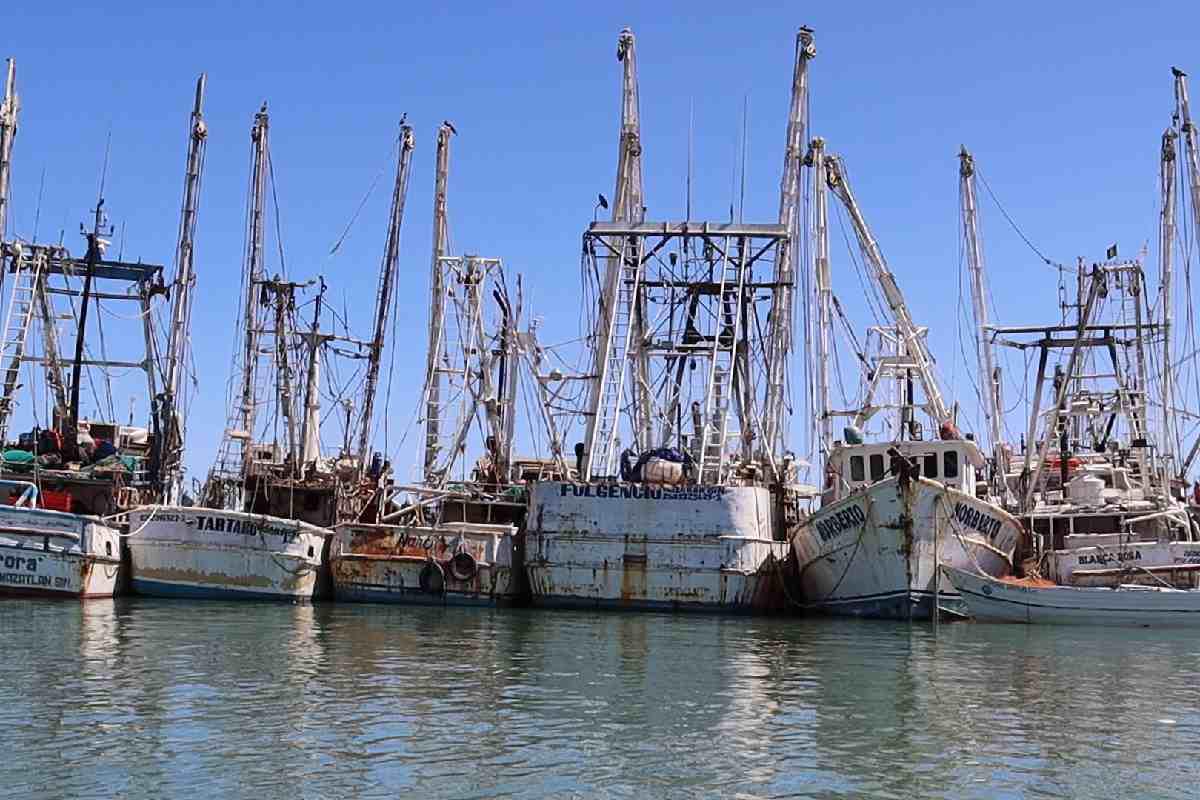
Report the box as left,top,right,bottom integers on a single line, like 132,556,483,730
850,455,865,482
923,454,938,479
944,451,959,479
869,454,885,481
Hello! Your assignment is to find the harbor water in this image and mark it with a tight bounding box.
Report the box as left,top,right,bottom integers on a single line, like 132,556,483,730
3,601,1199,799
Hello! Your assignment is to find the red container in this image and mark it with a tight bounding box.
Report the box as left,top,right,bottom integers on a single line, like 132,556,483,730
40,489,74,512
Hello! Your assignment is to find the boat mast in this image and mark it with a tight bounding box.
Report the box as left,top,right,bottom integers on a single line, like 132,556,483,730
208,105,269,499
763,26,815,463
582,27,651,468
298,278,326,466
157,73,207,501
67,199,111,456
613,28,652,451
823,153,952,431
1159,123,1179,477
422,122,452,484
356,121,414,468
1173,68,1200,479
0,59,16,250
959,148,1003,477
809,136,832,454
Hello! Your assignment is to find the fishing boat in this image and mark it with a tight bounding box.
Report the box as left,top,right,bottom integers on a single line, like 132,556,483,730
128,104,391,601
522,29,811,613
944,565,1200,626
0,62,201,598
788,140,1020,620
332,124,532,607
943,68,1200,624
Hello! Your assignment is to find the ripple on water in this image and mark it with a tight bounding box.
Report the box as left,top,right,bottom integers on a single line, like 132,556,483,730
4,602,1200,798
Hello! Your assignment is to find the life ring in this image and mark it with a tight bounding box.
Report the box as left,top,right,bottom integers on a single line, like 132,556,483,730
448,551,478,582
419,559,445,594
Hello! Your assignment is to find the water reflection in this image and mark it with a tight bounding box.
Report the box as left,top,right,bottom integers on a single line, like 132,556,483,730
3,603,1200,799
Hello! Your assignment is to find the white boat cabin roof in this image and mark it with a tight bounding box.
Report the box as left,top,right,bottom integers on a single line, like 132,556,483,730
824,439,982,503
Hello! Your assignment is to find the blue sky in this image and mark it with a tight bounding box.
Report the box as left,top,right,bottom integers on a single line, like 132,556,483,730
3,0,1198,482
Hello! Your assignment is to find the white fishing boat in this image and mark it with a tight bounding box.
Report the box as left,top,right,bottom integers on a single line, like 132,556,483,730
789,140,1019,619
527,481,790,612
0,64,206,599
945,565,1200,626
793,440,1021,619
130,103,395,601
127,506,327,600
0,490,121,598
518,28,813,613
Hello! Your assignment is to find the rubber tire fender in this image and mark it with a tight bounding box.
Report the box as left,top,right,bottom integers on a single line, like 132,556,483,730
419,559,445,594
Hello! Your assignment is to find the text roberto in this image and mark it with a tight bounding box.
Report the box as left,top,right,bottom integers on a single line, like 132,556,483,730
815,505,867,543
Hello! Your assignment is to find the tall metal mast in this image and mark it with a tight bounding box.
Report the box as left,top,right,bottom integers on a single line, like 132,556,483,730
423,122,452,483
762,27,816,460
614,28,653,451
157,73,207,500
584,27,652,461
1159,124,1179,473
1173,69,1200,477
357,121,414,467
210,104,269,490
959,148,1003,464
824,153,952,430
298,279,326,466
809,136,832,452
0,59,16,249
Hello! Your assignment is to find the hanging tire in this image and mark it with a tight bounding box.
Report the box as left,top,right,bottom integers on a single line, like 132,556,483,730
419,559,445,594
448,551,478,582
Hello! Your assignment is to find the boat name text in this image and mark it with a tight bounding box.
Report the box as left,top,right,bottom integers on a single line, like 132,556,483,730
953,503,1003,540
558,484,726,502
815,505,867,543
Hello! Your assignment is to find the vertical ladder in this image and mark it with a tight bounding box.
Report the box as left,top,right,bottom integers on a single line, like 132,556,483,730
586,235,646,478
0,250,46,442
699,236,747,484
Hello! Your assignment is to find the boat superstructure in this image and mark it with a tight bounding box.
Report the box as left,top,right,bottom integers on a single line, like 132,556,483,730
0,63,203,598
522,28,816,613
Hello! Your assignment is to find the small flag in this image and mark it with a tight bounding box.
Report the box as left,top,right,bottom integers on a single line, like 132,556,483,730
1106,243,1118,260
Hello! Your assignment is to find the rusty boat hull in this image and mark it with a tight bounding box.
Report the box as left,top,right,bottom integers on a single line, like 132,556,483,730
0,505,121,598
791,477,1020,620
126,506,328,601
526,482,790,613
332,521,517,607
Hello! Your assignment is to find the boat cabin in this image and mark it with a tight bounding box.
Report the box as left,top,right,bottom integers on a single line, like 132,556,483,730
823,439,982,506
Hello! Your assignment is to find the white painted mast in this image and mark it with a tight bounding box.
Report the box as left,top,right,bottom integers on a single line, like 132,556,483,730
959,148,1003,472
1173,68,1200,479
357,121,414,467
1159,123,1179,475
158,73,207,501
208,104,270,498
583,27,650,470
422,122,452,483
763,27,816,463
810,136,832,453
0,59,16,249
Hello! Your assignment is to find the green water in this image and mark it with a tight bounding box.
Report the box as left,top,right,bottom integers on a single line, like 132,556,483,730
1,600,1197,799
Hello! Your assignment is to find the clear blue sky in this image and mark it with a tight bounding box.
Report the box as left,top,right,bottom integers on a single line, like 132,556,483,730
3,0,1198,482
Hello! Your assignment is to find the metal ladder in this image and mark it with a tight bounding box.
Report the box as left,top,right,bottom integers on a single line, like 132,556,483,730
588,235,646,477
0,249,46,442
699,236,747,484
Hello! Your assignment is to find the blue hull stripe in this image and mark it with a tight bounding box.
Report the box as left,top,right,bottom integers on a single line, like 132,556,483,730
131,578,310,602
